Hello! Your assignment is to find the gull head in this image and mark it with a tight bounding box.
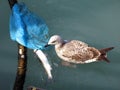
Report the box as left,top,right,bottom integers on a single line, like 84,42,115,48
48,35,63,45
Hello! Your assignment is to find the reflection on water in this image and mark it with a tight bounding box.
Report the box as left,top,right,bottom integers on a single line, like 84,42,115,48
0,0,120,90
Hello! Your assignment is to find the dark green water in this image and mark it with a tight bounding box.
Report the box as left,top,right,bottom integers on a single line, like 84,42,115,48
0,0,120,90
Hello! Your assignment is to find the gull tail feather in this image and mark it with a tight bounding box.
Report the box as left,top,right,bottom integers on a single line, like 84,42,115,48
98,47,114,63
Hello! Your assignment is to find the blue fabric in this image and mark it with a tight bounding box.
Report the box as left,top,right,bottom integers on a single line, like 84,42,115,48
10,2,49,49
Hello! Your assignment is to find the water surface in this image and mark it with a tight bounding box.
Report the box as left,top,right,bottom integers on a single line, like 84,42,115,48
0,0,120,90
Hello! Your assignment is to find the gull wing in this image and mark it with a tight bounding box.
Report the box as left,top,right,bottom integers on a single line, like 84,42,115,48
61,40,100,62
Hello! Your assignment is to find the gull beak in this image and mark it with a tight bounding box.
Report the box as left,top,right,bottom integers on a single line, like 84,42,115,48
45,44,50,47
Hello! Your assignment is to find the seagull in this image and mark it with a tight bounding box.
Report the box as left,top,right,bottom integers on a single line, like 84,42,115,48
46,35,114,64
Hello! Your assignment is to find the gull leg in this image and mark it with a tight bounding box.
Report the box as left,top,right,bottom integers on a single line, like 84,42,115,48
61,61,76,68
34,49,52,79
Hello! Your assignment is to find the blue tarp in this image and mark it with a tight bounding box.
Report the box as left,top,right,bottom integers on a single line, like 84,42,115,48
10,2,49,49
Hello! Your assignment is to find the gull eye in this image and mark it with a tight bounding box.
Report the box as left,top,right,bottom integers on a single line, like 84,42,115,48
52,40,56,43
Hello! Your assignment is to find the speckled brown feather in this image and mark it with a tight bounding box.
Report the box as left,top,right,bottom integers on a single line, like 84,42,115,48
56,40,100,63
48,35,114,64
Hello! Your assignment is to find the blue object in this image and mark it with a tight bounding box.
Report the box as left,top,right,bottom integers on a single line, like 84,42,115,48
10,2,49,50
